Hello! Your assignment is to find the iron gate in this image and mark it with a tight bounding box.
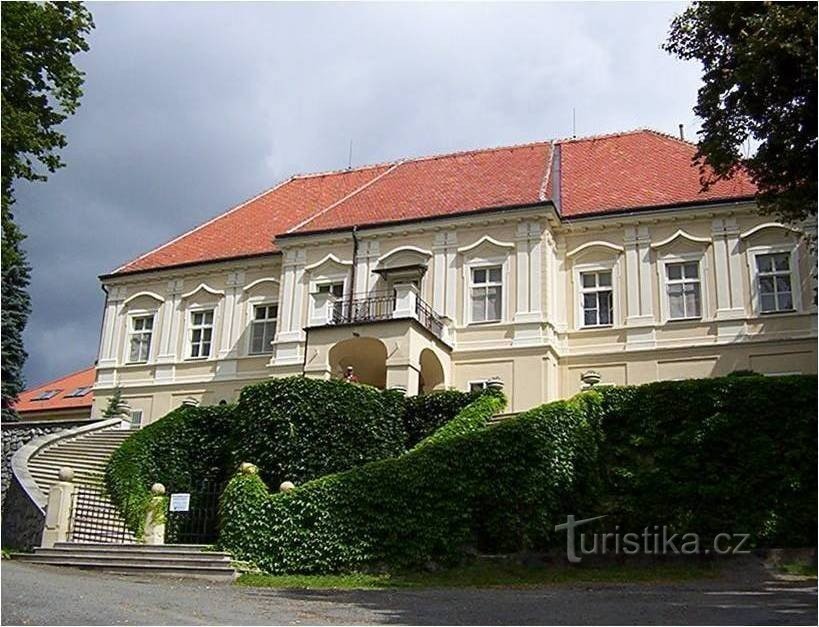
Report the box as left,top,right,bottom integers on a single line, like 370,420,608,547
68,485,134,543
165,478,225,545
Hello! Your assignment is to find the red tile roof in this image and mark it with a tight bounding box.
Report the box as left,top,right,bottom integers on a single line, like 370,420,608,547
111,129,756,275
13,366,96,415
556,130,756,216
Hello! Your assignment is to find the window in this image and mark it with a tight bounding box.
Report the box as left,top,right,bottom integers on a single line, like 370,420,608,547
129,409,143,429
665,262,701,319
250,304,278,354
317,282,344,298
470,266,503,323
469,380,488,393
580,271,613,327
189,310,214,358
128,314,154,363
755,253,794,313
65,386,92,398
33,389,61,401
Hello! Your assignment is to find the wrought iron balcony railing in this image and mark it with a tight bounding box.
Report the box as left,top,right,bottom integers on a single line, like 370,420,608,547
327,289,446,340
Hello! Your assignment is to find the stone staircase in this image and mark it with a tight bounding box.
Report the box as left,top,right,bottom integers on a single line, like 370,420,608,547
27,427,132,496
12,543,237,581
27,426,136,543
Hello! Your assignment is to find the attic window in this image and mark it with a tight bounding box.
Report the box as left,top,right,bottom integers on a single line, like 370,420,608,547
33,390,61,401
65,386,92,398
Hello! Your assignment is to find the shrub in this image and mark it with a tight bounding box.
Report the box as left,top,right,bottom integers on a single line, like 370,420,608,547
107,377,409,533
233,378,407,489
597,375,817,546
219,390,607,574
106,403,236,535
401,389,481,447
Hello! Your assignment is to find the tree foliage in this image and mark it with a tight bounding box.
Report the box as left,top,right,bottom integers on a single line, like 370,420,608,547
665,2,817,222
1,1,94,417
101,387,130,420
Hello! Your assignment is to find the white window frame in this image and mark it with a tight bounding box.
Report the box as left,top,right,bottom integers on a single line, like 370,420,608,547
126,312,155,364
573,261,618,330
658,253,708,323
129,409,144,429
467,380,489,393
467,264,504,324
746,245,801,316
187,308,215,360
247,302,279,355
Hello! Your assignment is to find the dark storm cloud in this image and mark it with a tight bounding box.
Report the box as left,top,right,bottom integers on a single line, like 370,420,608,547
14,1,701,387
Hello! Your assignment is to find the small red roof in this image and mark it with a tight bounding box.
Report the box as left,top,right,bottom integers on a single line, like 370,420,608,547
13,366,96,415
111,129,756,276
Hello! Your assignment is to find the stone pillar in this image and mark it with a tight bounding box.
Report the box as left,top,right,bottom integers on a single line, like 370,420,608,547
355,239,380,295
155,279,184,383
433,231,458,318
41,468,76,548
273,248,307,365
142,483,167,545
392,284,418,319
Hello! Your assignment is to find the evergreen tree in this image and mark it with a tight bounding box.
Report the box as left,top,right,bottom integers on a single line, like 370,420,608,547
1,2,94,417
102,387,130,420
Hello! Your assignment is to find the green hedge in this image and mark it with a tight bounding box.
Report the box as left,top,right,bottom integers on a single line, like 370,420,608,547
219,390,608,573
401,389,481,447
218,374,817,574
106,404,235,535
107,377,477,534
596,375,817,546
233,378,407,489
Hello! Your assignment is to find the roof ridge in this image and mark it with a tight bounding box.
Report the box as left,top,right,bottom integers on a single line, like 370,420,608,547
642,128,700,148
290,161,395,180
553,127,654,145
111,176,297,274
402,139,552,166
538,140,556,201
23,365,95,393
284,161,405,234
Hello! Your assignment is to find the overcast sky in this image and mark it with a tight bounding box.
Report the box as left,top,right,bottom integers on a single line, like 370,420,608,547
15,1,704,388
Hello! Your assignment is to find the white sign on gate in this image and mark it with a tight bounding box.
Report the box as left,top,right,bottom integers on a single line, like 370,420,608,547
169,493,191,512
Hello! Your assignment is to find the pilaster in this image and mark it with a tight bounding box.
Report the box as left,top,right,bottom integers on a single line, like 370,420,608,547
624,225,655,349
513,221,544,346
155,279,184,383
273,248,307,365
433,231,458,318
712,218,746,321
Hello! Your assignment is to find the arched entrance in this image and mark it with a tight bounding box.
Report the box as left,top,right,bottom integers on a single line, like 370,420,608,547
418,348,446,394
328,337,388,388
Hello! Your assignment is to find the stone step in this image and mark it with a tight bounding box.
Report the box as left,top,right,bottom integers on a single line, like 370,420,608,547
48,443,122,453
32,454,111,466
33,547,232,561
10,556,236,581
29,458,108,471
55,542,211,551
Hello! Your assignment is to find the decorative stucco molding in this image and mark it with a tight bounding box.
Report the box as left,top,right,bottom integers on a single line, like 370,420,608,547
242,277,281,292
304,253,353,272
376,246,433,266
650,229,712,249
566,240,625,258
457,235,515,254
122,291,165,306
180,283,225,299
739,222,802,240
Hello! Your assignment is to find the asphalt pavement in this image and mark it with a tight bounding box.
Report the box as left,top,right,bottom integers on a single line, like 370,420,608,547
1,560,816,625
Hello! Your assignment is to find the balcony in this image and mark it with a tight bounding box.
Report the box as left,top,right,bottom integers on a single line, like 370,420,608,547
310,286,448,342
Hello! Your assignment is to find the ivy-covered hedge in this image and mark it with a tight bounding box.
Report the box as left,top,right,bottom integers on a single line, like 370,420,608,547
596,374,817,546
401,389,482,447
219,390,606,573
107,377,477,534
233,378,407,489
218,374,817,574
106,404,236,535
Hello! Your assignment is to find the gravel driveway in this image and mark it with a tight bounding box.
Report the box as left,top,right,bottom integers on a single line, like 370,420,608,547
2,560,816,625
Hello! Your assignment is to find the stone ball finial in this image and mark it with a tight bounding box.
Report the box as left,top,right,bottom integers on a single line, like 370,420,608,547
58,467,74,482
279,481,296,492
580,370,602,388
239,462,258,475
151,483,166,496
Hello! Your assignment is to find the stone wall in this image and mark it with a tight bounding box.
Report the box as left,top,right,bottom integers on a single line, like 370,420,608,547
1,421,93,509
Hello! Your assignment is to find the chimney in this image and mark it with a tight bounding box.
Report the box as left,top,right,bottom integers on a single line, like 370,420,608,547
678,124,685,141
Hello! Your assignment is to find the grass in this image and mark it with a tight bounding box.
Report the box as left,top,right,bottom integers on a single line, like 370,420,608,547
236,560,720,590
779,561,818,578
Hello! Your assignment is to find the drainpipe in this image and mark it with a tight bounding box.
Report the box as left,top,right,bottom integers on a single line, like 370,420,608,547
96,284,109,366
348,225,359,312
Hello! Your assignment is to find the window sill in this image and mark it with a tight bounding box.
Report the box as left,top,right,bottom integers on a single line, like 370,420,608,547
759,309,797,316
466,319,504,327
